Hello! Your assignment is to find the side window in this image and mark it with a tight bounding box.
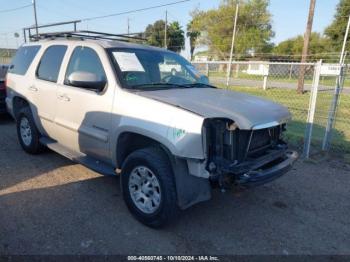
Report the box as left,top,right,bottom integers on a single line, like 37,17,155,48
37,45,67,82
65,46,106,87
8,45,41,75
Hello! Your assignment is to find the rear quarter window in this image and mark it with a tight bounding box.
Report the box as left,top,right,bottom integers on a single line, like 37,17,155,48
8,45,41,75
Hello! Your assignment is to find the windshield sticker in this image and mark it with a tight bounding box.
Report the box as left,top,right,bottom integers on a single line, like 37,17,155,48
186,65,200,78
112,52,145,72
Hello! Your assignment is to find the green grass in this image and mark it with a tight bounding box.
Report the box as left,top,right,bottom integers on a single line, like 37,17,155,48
219,86,350,153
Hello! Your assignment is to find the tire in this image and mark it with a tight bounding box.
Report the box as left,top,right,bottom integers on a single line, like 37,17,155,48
121,147,178,228
16,106,44,154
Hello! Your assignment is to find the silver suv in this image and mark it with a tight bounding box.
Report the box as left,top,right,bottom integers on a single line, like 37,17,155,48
6,33,297,227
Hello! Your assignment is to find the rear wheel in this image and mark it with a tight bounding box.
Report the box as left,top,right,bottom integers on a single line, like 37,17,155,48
121,147,178,228
16,107,44,154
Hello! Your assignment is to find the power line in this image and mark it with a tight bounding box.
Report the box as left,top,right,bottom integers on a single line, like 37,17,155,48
82,0,190,21
0,4,32,13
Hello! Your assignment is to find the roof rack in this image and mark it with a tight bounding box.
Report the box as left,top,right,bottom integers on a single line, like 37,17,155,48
30,30,146,43
23,20,146,43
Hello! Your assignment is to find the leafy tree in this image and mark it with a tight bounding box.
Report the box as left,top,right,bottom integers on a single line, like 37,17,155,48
273,33,332,61
190,0,274,59
325,0,350,52
145,20,166,47
187,20,200,60
144,20,185,53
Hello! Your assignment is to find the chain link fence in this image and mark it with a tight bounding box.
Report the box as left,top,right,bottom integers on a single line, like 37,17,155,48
192,60,350,157
0,57,11,64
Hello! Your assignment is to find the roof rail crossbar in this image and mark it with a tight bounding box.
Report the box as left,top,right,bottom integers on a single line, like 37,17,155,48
79,30,146,41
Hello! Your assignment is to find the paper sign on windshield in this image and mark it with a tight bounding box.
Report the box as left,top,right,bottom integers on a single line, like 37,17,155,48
112,52,145,72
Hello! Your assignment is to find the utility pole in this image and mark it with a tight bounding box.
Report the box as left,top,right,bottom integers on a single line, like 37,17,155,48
164,10,168,49
127,17,130,34
226,0,239,88
297,0,316,94
32,0,39,35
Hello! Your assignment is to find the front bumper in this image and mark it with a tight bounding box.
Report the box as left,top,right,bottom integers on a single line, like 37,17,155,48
236,150,298,187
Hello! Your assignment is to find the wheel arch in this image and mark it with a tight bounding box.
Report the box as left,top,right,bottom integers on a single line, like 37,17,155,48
12,96,30,120
115,131,175,170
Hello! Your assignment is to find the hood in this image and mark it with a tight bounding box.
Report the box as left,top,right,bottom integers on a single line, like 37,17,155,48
137,88,291,130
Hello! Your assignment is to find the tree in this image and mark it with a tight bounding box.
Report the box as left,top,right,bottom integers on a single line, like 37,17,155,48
273,33,332,61
167,22,185,53
190,0,274,59
145,20,166,48
187,20,200,60
144,20,185,53
325,0,350,52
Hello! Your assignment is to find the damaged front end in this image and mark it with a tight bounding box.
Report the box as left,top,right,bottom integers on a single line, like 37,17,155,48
204,118,298,189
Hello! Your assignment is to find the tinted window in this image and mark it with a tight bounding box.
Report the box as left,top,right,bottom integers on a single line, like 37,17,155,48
8,46,41,75
65,46,106,86
37,45,67,82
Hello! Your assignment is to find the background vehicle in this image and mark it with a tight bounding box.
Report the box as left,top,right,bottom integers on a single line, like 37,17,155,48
0,64,9,114
6,31,297,228
159,59,182,76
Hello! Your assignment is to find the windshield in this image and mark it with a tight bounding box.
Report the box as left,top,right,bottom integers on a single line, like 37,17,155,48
109,48,210,90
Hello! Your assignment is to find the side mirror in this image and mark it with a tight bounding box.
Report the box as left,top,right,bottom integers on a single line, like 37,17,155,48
67,71,106,91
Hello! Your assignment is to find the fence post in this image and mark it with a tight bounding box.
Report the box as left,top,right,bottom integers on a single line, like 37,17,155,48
206,62,209,77
263,75,268,90
289,64,293,79
262,63,269,90
322,64,345,151
303,60,322,158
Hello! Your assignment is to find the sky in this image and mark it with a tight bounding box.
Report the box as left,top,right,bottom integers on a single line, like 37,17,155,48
0,0,340,58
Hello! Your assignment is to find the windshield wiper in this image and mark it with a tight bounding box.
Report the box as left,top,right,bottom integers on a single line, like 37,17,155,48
131,83,190,89
130,82,216,90
183,83,216,89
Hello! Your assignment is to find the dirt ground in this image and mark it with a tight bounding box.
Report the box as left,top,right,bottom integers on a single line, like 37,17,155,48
1,115,350,255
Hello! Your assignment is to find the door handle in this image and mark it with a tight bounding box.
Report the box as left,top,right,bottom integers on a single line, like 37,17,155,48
58,94,70,102
28,86,38,92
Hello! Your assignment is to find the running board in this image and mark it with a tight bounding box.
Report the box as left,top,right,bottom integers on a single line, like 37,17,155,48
40,137,116,176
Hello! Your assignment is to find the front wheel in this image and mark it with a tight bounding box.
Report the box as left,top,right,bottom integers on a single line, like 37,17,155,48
121,147,178,228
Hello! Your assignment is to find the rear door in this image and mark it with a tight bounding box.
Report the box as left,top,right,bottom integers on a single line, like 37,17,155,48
53,45,116,162
32,45,67,136
6,45,41,117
